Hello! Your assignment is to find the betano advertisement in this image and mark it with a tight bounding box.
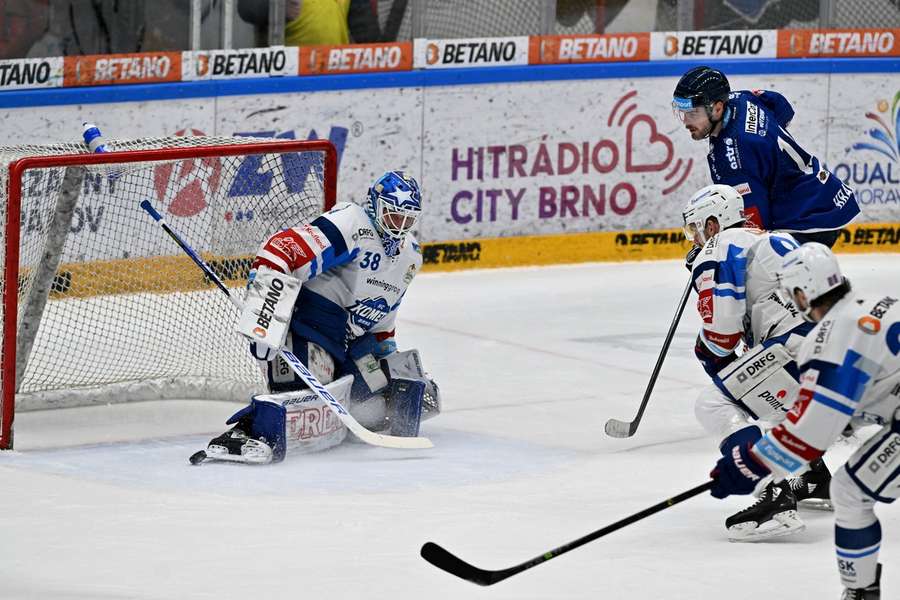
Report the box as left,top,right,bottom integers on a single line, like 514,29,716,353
0,70,898,272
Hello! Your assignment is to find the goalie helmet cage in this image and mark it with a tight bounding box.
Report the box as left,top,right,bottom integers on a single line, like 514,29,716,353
0,138,338,450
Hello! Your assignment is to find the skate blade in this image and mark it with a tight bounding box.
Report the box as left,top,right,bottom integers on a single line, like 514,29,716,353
205,444,272,465
798,498,834,512
727,510,806,543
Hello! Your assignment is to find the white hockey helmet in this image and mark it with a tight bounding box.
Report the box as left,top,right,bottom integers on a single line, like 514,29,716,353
777,243,844,320
682,184,745,245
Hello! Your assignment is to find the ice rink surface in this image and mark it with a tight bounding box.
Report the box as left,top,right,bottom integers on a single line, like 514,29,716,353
2,255,898,600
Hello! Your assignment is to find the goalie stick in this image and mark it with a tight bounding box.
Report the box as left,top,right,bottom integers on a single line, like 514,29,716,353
140,200,433,451
604,276,693,438
420,480,713,585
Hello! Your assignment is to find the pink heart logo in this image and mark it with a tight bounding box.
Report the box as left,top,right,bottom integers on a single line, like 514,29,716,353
625,114,673,173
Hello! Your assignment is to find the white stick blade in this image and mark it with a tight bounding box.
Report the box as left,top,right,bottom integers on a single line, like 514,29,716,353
350,423,434,449
604,418,635,438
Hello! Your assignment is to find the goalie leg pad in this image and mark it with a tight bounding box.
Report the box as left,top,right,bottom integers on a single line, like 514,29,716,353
267,335,336,393
210,376,354,463
381,349,441,420
387,378,426,437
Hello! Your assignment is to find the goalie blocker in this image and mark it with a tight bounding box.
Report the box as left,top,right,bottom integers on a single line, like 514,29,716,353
199,349,441,464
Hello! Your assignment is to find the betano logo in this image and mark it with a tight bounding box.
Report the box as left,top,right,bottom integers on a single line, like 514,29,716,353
837,92,900,207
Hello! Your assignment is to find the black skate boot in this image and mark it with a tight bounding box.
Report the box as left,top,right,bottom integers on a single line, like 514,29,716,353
790,458,833,511
201,418,274,465
842,563,881,600
725,480,805,542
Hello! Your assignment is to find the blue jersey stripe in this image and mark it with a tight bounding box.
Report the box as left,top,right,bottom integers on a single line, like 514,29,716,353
311,215,349,258
713,288,747,300
836,546,881,559
806,354,871,402
812,391,855,416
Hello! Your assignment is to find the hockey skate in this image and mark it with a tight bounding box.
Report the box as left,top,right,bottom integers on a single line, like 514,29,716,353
190,426,274,465
725,480,805,542
841,563,881,600
790,458,833,511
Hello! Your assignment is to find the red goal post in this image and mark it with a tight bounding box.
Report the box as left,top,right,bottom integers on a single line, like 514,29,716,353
1,138,337,450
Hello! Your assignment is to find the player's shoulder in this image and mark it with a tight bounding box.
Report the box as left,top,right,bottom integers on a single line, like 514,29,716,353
319,201,371,232
711,227,759,256
402,234,423,263
721,94,774,145
799,293,896,365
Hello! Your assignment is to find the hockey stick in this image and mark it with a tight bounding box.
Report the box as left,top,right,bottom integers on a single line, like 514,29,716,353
140,199,433,450
421,480,713,586
604,276,693,438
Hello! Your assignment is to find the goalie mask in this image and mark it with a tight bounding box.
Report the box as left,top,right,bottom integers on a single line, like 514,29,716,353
777,243,845,321
366,171,422,256
682,184,745,245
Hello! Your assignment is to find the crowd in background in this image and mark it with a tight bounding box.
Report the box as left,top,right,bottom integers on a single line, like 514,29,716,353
1,0,898,60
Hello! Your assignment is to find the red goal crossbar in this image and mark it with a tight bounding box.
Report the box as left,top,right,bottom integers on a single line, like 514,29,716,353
1,139,338,449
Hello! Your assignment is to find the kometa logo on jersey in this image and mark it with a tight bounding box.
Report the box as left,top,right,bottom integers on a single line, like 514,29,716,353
348,297,390,330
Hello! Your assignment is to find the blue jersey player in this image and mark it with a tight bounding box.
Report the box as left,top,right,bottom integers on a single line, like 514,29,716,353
672,66,860,248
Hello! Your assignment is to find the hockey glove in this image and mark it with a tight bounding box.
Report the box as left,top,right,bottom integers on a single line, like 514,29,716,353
685,244,702,272
710,443,771,499
694,334,737,379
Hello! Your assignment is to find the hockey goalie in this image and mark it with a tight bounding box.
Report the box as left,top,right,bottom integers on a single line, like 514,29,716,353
196,170,440,464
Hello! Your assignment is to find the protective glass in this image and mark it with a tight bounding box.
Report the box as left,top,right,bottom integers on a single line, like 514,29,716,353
682,218,704,244
672,104,707,125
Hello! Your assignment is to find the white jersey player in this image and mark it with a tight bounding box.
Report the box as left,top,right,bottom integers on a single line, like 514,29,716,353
683,184,831,541
200,171,440,464
711,243,898,599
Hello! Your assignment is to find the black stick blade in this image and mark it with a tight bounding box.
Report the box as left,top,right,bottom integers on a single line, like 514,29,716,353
420,542,509,586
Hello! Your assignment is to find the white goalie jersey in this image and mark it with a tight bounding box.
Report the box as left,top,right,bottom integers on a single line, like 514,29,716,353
250,201,422,347
691,227,806,356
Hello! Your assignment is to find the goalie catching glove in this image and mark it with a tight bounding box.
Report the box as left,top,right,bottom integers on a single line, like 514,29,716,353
236,267,302,360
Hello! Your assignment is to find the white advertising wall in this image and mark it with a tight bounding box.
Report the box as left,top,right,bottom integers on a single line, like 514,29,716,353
0,69,898,250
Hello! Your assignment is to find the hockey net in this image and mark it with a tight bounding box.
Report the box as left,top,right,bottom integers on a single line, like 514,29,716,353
0,136,337,449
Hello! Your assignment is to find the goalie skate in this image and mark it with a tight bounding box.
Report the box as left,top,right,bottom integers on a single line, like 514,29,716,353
191,429,274,465
725,480,805,542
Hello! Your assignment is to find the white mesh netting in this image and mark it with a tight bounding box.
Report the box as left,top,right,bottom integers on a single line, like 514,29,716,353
1,136,330,420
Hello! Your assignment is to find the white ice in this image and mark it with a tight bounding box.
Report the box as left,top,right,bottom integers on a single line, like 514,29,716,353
2,255,897,600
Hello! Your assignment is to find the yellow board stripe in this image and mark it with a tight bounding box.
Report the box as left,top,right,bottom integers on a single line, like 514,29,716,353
420,222,900,272
29,222,900,297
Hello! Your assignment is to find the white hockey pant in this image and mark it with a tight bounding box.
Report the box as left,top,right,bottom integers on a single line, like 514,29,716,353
694,385,786,442
832,420,900,589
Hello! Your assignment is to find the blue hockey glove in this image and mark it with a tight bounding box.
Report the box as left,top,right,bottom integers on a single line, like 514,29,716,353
710,443,770,499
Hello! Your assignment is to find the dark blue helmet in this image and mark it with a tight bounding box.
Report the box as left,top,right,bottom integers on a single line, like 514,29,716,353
366,171,422,241
672,66,730,111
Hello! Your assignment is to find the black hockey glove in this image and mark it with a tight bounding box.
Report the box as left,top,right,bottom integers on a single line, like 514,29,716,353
685,244,702,272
